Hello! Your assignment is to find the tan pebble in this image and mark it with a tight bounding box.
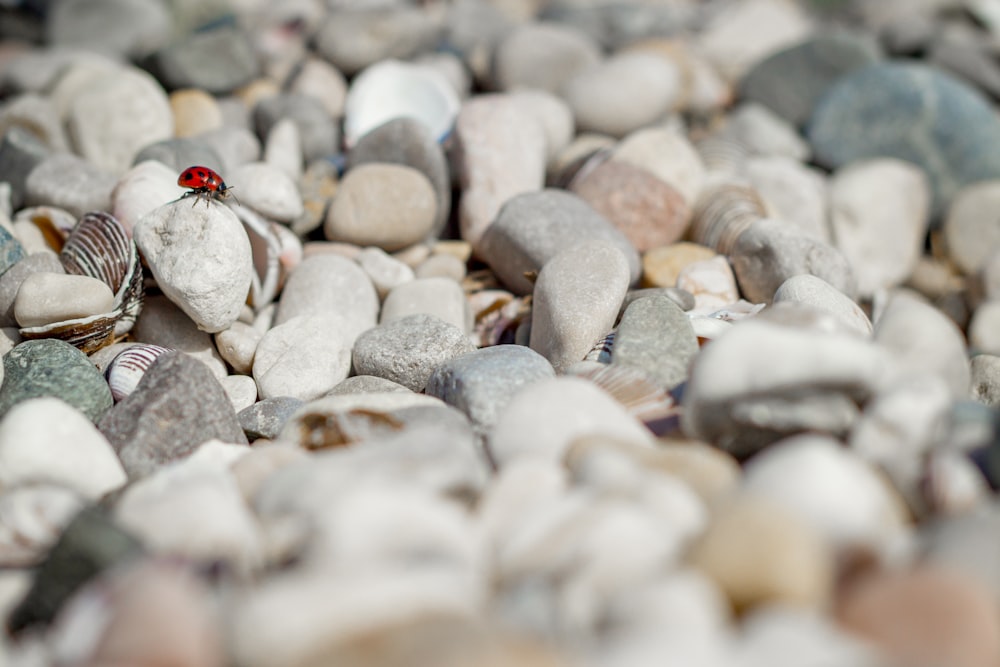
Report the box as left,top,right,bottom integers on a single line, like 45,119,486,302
301,241,362,260
642,242,718,288
170,88,223,138
431,240,472,264
392,242,433,269
677,255,740,313
415,253,466,282
234,79,281,109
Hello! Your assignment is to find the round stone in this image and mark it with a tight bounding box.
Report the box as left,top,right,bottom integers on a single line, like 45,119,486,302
13,273,114,328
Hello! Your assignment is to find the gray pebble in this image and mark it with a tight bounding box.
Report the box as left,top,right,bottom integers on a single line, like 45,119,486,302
492,21,601,94
25,153,116,219
380,277,470,333
254,94,339,163
132,137,225,175
237,396,304,441
153,26,258,94
611,295,698,389
0,128,50,210
326,375,412,396
315,7,444,75
0,227,26,283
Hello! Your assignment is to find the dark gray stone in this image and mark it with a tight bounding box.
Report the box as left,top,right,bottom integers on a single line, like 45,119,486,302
348,117,451,236
929,25,1000,101
254,94,338,162
153,26,258,94
611,295,698,389
7,507,143,634
98,352,248,478
326,375,412,396
352,314,476,392
0,339,112,423
0,225,25,279
425,344,554,436
46,0,171,59
237,396,304,441
740,32,882,127
0,127,50,210
477,189,640,295
807,61,1000,218
133,137,225,174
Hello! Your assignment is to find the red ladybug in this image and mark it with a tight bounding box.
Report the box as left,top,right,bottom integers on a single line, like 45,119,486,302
177,165,239,207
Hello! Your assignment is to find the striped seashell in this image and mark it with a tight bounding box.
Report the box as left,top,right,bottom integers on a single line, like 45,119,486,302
584,329,616,364
572,362,677,429
0,484,85,568
105,344,172,402
690,183,768,255
694,134,751,176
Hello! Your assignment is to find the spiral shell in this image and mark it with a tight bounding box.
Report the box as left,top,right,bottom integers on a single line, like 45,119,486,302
105,344,172,402
690,184,768,255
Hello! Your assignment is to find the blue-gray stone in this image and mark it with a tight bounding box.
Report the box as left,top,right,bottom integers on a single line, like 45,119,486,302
807,61,1000,218
0,127,50,210
425,344,555,436
237,396,304,441
0,225,25,278
0,339,113,423
611,295,698,390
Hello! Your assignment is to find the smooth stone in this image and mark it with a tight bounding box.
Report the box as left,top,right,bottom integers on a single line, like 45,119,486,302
46,0,171,59
0,397,125,499
676,255,740,313
837,566,1000,667
352,314,476,392
13,272,114,328
971,354,1000,407
682,314,890,458
221,374,257,413
415,253,466,282
170,88,223,138
612,126,706,205
254,93,338,163
529,240,631,373
612,295,699,389
829,158,929,297
570,160,690,253
0,93,69,153
689,493,833,611
493,20,601,93
379,277,469,333
874,290,971,398
489,376,655,466
641,242,718,289
0,127,50,210
0,329,20,358
25,153,116,218
944,180,1000,275
238,396,304,441
968,300,1000,355
807,62,1000,217
274,254,378,339
740,31,882,127
773,274,872,337
287,56,348,118
724,103,812,161
325,163,437,252
563,51,680,137
134,198,254,333
347,117,451,236
314,7,444,75
737,607,882,667
153,26,257,94
132,295,228,381
326,375,412,396
196,127,262,174
263,117,303,183
743,434,908,558
730,217,856,303
111,160,187,235
66,66,172,175
355,246,415,299
930,21,1000,99
623,286,696,314
478,189,640,295
454,94,546,247
253,315,353,401
0,339,112,423
131,137,224,175
541,1,692,50
0,484,86,569
213,321,260,375
745,155,829,241
228,162,303,224
425,345,555,436
98,352,248,478
507,89,575,166
0,226,25,283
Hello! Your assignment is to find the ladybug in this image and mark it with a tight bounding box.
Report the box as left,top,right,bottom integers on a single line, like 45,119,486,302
177,165,239,207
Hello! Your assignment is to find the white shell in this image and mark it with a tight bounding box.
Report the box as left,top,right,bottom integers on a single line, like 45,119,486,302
343,59,460,148
0,484,85,567
105,343,172,402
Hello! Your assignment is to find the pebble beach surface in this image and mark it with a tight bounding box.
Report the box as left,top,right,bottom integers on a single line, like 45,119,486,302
3,0,1000,665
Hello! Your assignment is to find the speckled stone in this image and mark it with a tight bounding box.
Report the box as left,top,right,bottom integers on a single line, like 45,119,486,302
612,295,698,389
237,396,304,441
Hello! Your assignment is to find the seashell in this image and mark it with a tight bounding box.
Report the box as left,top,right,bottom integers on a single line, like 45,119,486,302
105,343,172,402
583,329,616,364
572,362,677,433
689,183,768,255
19,211,144,353
551,146,612,190
12,205,77,252
920,451,988,517
230,203,282,309
343,59,460,149
0,483,86,568
694,134,751,176
470,289,531,348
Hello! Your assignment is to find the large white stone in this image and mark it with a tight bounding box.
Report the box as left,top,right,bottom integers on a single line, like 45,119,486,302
253,314,353,401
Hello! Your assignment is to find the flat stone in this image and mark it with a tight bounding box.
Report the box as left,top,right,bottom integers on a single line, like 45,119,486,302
273,254,378,341
111,160,188,235
221,374,257,413
724,103,812,161
237,396,305,441
773,274,872,337
153,26,258,94
252,315,353,401
380,277,469,333
25,152,116,219
13,272,114,328
611,295,698,389
170,88,223,138
492,21,601,94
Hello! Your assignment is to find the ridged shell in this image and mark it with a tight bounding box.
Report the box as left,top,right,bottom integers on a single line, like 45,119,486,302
19,312,120,354
231,203,282,309
690,184,768,255
573,363,677,433
583,330,616,364
0,484,85,568
694,134,751,175
105,344,172,402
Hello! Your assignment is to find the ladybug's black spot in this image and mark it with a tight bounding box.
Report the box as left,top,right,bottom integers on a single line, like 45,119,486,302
196,169,208,179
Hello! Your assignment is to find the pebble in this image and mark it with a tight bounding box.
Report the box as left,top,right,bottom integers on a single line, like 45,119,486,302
414,253,466,282
489,376,656,467
641,242,719,289
196,126,262,174
507,89,575,166
221,374,258,413
724,103,811,161
454,94,547,247
807,62,1000,217
0,397,125,499
0,93,69,153
314,7,444,76
0,226,25,284
612,295,698,389
229,162,304,224
253,315,353,401
238,396,304,441
98,352,248,478
214,321,261,375
131,137,225,175
676,255,740,314
66,65,172,175
529,240,631,373
263,118,303,182
347,117,451,236
970,354,1000,407
355,247,415,299
325,163,437,251
24,152,116,218
327,375,411,396
287,56,348,118
134,198,254,333
943,180,1000,275
611,126,706,205
273,254,378,340
829,158,930,297
111,160,187,235
253,93,339,163
570,160,690,252
689,493,833,612
562,51,681,137
739,31,882,127
969,300,1000,355
13,272,114,328
380,277,469,333
425,344,555,437
0,127,50,210
478,189,640,295
46,0,171,59
492,21,601,93
352,314,476,392
772,274,873,337
0,339,113,423
154,26,257,94
170,88,223,138
132,296,228,381
745,156,828,241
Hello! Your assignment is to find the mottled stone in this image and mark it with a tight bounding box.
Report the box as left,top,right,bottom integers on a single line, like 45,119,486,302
612,295,698,389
